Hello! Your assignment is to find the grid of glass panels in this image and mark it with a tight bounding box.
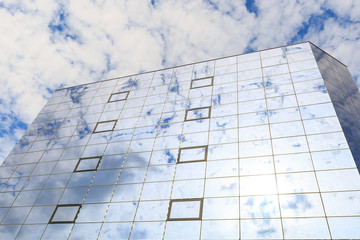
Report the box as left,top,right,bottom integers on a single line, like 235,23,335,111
1,42,360,239
310,44,360,167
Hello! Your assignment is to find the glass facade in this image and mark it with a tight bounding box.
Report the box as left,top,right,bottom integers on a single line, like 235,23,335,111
1,42,360,239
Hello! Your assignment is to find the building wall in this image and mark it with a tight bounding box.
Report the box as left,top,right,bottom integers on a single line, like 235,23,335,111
310,43,360,168
0,42,360,239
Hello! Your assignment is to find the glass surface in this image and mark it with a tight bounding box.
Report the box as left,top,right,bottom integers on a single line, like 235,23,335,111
240,195,280,218
316,169,360,191
311,149,356,170
51,205,81,222
239,156,274,175
267,95,298,110
178,147,207,162
238,69,262,81
322,191,360,216
240,219,282,239
109,91,128,102
98,222,132,239
41,223,73,240
130,222,165,239
270,121,304,138
210,115,237,130
25,205,55,223
205,177,238,197
117,167,147,184
164,221,201,239
277,172,318,193
0,225,21,240
169,200,201,219
75,157,101,172
243,86,269,104
22,175,48,190
106,202,137,222
328,217,360,239
201,220,239,239
239,125,270,141
202,197,238,219
191,77,213,89
240,175,277,195
185,107,210,121
262,55,286,67
59,187,88,204
76,203,108,222
274,153,314,173
269,107,301,123
67,171,95,187
238,111,268,127
2,207,31,224
141,181,172,200
36,189,64,205
45,173,71,189
94,120,116,132
207,143,238,160
1,42,360,239
238,60,261,72
279,193,325,217
85,185,114,203
69,223,101,240
171,179,204,199
32,161,56,175
12,190,40,206
15,225,46,240
206,159,238,178
239,140,272,158
135,201,168,221
283,218,330,239
272,136,308,154
92,169,119,185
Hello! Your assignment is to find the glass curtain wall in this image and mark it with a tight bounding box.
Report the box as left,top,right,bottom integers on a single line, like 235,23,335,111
0,42,360,239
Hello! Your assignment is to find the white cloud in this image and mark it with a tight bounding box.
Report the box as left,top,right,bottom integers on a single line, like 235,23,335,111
305,17,360,81
325,0,360,21
0,0,359,164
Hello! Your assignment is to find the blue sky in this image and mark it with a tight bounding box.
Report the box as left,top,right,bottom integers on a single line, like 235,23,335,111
0,0,359,164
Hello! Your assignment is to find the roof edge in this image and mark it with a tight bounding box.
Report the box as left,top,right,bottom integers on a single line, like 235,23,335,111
56,41,323,91
308,41,348,68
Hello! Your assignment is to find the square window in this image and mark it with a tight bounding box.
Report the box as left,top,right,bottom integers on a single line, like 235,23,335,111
191,77,213,89
185,107,211,121
167,199,203,221
178,146,208,163
74,156,102,172
93,120,117,133
49,204,82,224
108,91,129,102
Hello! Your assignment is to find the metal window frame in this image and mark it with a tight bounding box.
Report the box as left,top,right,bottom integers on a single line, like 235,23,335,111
93,120,117,133
190,77,214,89
185,106,211,122
74,156,102,172
167,198,204,221
108,91,130,103
49,204,82,224
177,145,208,164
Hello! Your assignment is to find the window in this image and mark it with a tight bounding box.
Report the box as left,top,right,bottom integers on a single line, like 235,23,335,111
108,91,129,103
49,204,82,224
191,77,213,89
178,146,208,163
74,156,102,172
185,107,211,121
167,199,203,221
93,120,117,133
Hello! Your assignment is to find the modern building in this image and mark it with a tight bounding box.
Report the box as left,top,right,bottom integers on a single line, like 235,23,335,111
0,42,360,239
